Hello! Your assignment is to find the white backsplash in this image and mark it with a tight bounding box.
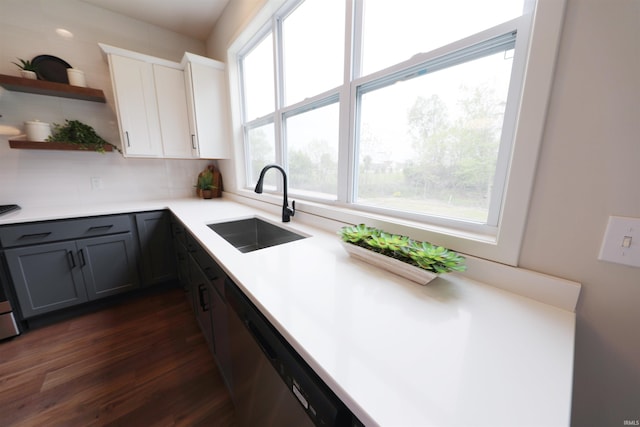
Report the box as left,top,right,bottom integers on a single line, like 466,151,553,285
0,0,212,208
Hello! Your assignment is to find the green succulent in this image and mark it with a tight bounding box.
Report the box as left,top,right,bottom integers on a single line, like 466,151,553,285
12,58,38,72
407,241,467,274
338,224,376,244
339,224,466,274
366,232,411,253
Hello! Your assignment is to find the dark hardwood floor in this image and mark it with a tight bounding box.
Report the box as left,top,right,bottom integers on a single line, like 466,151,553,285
0,287,236,426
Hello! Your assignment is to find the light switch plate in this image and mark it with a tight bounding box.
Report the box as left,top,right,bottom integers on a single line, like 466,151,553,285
90,176,103,190
598,216,640,267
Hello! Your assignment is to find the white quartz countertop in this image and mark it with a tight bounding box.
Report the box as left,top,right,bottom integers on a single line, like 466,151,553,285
0,198,576,426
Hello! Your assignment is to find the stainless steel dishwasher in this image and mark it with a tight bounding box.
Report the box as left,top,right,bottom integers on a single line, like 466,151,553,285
226,278,359,427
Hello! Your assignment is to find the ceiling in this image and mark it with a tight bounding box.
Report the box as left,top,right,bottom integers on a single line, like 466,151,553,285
81,0,231,41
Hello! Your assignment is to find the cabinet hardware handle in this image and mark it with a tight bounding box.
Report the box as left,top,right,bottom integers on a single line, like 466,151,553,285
203,266,219,281
88,225,114,232
19,232,51,240
78,249,86,267
125,131,131,147
67,250,76,269
191,134,197,149
198,284,209,312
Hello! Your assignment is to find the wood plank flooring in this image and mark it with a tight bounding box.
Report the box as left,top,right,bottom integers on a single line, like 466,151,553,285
0,286,236,426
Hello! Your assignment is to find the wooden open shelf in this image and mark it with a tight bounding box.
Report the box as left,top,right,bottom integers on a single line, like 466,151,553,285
9,140,113,152
0,74,106,103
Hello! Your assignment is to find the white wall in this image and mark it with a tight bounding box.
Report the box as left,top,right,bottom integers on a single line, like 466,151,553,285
520,0,640,425
0,0,211,208
206,0,267,62
207,0,640,425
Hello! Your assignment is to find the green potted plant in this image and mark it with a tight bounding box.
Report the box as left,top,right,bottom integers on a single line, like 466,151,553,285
195,166,222,199
196,168,215,199
47,119,121,154
12,58,38,79
339,224,466,285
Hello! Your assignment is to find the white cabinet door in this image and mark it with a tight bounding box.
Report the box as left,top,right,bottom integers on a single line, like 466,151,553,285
184,58,230,159
153,65,195,159
108,55,162,157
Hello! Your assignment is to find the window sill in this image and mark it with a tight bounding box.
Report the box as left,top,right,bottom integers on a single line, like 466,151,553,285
225,190,581,312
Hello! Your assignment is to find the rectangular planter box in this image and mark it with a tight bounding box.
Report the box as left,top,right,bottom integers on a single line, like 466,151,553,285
341,242,438,285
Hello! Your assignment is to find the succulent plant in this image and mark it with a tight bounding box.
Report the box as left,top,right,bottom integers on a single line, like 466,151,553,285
406,241,467,274
338,224,376,244
12,58,38,72
339,224,466,274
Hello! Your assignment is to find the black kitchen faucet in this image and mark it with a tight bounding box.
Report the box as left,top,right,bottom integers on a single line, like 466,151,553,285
254,164,295,222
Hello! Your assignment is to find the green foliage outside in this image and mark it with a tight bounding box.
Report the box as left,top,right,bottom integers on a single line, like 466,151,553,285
358,85,504,222
246,84,503,222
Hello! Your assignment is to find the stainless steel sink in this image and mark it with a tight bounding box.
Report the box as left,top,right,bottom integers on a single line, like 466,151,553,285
208,217,307,253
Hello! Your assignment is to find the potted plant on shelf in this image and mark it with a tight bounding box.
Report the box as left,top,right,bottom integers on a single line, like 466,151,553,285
338,224,466,285
12,58,38,79
47,119,121,154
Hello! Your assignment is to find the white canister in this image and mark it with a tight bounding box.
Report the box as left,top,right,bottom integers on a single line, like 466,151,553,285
25,120,51,141
67,68,87,87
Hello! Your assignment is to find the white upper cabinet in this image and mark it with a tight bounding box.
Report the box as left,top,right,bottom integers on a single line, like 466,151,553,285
99,44,230,159
153,64,194,158
183,53,230,159
107,54,163,157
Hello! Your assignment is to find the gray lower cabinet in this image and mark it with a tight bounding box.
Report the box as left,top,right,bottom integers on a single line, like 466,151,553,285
190,255,214,353
1,214,141,319
5,232,139,318
173,220,232,392
5,241,88,317
209,279,232,390
171,218,193,310
77,233,139,300
135,211,176,286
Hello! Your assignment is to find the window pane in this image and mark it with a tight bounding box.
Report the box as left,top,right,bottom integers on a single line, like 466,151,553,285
361,0,524,76
242,33,274,120
286,102,339,198
282,0,344,105
356,50,513,223
247,123,276,187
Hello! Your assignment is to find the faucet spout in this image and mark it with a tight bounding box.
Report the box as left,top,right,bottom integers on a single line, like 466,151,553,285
254,164,295,222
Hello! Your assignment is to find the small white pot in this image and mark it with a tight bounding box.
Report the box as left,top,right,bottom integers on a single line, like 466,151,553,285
25,120,51,142
66,68,87,87
20,70,37,80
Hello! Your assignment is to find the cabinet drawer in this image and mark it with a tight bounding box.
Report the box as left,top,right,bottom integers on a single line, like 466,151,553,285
0,215,133,248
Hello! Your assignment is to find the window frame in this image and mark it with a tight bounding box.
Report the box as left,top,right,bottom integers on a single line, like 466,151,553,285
226,0,567,266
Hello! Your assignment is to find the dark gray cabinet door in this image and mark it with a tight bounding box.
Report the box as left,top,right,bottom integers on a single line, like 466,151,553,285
210,282,232,391
5,241,88,318
78,233,139,300
136,211,176,286
174,239,190,289
189,255,214,353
